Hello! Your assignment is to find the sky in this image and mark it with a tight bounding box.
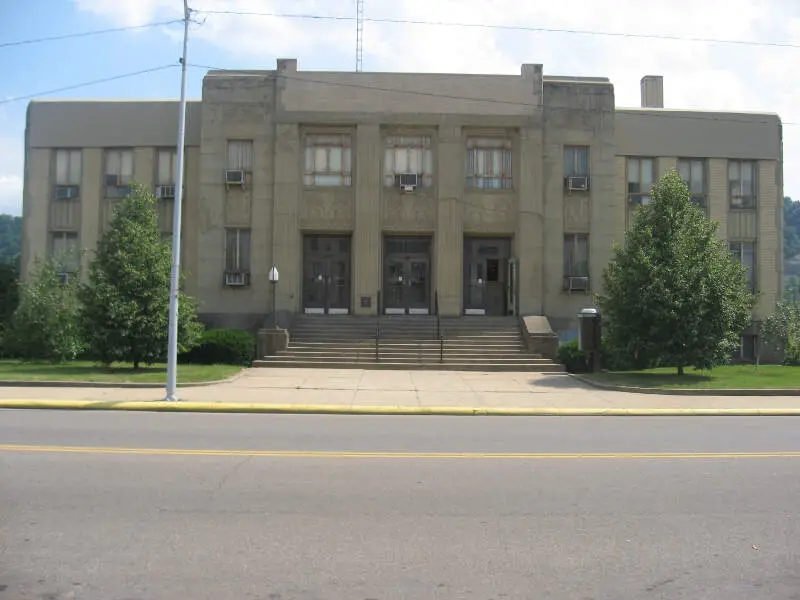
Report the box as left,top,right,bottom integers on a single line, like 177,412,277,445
1,0,799,216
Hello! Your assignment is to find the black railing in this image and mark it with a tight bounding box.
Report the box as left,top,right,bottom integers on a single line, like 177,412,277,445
434,290,444,363
375,290,381,361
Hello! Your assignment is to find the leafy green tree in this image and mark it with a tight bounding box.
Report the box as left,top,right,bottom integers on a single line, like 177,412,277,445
597,170,755,375
784,197,800,260
0,214,22,268
80,183,202,368
5,258,83,362
762,300,800,365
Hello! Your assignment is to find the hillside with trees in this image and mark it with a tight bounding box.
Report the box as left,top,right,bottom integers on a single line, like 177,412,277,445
0,214,21,267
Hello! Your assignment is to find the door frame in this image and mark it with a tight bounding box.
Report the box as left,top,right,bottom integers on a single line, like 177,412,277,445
302,234,352,315
463,236,512,316
383,236,433,315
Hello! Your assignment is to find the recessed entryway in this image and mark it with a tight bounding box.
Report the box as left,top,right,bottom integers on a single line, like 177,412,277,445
463,236,515,316
382,236,432,314
302,235,352,314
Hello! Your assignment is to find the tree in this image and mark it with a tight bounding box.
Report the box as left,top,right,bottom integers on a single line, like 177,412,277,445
5,258,83,362
762,301,800,365
597,170,755,375
0,214,22,268
784,197,800,261
80,183,202,368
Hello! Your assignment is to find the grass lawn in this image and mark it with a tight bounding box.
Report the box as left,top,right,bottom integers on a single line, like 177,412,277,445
0,360,243,384
582,364,800,389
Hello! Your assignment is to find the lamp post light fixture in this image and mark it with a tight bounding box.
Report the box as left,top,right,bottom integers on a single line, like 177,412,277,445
269,265,279,329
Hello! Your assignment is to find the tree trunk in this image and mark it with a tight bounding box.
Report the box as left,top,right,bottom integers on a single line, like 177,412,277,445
133,360,139,370
677,364,684,376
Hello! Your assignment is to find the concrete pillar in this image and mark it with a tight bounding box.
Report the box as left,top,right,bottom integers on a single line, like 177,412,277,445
756,160,780,318
708,158,728,241
21,149,51,280
436,125,464,316
516,126,544,315
353,124,382,315
271,123,301,314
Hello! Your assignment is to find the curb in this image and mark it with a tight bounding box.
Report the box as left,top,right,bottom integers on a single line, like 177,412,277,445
571,374,800,396
0,369,247,389
2,399,800,415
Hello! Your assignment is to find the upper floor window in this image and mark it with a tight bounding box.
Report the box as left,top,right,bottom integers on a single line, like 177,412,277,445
53,149,81,200
226,140,253,172
563,233,590,291
50,231,80,275
304,134,352,187
563,146,589,178
627,157,654,205
104,149,133,198
730,241,756,291
677,158,706,209
157,149,178,185
225,228,251,275
465,137,512,190
728,159,756,208
384,135,433,188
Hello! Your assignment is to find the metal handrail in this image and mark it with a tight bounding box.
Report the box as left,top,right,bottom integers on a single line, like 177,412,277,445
435,290,443,363
375,290,381,361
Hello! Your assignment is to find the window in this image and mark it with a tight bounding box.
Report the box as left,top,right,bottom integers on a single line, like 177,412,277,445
50,231,79,274
54,149,81,186
104,149,133,198
384,136,433,187
728,160,756,208
730,241,756,291
304,134,352,186
732,334,757,362
157,149,178,185
226,140,253,172
627,157,654,205
563,146,589,178
225,228,251,273
563,234,589,278
465,137,513,189
678,159,706,208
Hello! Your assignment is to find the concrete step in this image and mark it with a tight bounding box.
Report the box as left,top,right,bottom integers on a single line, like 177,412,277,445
276,352,552,363
253,359,565,372
283,347,531,356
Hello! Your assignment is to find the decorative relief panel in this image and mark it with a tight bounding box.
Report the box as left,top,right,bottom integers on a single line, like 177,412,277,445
300,191,354,230
49,199,80,231
564,195,590,232
383,193,435,231
463,193,516,233
224,189,252,226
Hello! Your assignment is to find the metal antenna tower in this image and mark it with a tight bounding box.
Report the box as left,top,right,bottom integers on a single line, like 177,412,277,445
355,0,364,72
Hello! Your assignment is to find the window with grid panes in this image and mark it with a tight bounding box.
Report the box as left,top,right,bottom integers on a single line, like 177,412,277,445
677,158,707,209
53,150,81,200
728,160,756,208
225,228,251,273
50,231,80,274
465,137,512,189
104,149,133,198
383,136,433,187
563,146,589,178
627,157,654,205
563,234,589,278
730,241,756,291
304,134,352,186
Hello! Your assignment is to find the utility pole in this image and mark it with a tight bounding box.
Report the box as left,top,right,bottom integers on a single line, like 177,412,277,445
165,0,191,401
355,0,364,72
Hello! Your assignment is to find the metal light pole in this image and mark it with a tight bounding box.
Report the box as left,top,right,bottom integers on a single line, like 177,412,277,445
165,0,191,402
269,266,279,328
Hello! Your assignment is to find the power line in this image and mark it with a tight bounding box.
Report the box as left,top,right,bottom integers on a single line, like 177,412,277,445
189,63,796,126
0,19,183,49
0,65,177,105
196,9,800,50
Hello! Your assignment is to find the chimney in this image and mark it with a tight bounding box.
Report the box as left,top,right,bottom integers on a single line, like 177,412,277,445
640,75,664,108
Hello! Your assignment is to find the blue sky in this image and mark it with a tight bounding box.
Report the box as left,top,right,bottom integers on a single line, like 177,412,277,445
1,0,799,216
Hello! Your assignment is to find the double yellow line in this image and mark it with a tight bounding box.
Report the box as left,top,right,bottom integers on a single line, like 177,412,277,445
2,444,800,460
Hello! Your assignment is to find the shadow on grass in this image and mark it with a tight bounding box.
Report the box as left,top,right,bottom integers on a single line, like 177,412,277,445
585,370,715,388
0,362,166,378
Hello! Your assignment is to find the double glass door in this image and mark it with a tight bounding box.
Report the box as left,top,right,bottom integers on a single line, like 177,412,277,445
383,236,432,314
303,236,351,314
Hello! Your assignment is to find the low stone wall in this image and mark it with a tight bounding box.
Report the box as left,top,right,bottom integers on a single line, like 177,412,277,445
520,315,559,360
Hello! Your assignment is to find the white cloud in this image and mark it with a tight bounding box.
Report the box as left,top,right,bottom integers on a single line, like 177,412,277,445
62,0,800,203
0,114,24,216
0,175,23,216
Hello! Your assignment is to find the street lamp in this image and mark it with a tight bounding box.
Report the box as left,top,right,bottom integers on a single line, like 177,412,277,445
269,265,279,329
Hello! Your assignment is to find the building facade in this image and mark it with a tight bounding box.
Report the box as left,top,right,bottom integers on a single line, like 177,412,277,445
22,60,783,354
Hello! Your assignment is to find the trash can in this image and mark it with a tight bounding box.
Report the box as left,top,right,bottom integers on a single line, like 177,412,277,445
578,308,601,371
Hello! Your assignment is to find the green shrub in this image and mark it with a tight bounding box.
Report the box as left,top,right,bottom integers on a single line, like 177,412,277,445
557,340,588,373
180,328,254,365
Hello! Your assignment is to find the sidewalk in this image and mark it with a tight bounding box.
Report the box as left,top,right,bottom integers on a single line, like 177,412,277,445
2,368,800,412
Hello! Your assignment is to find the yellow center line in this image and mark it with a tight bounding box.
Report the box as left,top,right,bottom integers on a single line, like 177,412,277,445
1,444,800,459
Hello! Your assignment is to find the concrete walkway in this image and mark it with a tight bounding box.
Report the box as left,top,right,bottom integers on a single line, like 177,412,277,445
2,368,800,410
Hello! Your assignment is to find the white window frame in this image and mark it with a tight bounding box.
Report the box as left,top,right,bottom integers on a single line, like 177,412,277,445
225,228,251,273
728,159,757,209
104,149,133,198
677,158,707,209
465,137,513,190
563,146,589,178
729,241,756,291
563,234,589,278
383,135,433,188
304,134,352,187
627,157,655,205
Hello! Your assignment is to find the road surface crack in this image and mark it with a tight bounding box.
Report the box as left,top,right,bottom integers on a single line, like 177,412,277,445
212,455,253,493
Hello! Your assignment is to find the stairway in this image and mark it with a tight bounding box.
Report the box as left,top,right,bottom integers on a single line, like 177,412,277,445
253,315,565,372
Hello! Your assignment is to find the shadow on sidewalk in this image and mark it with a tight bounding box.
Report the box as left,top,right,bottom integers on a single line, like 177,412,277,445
527,374,597,390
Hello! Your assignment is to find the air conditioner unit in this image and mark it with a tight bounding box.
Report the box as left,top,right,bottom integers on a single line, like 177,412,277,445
156,185,176,199
57,272,73,285
105,174,121,187
630,195,651,206
224,271,250,286
54,185,80,200
568,276,590,292
397,172,418,191
567,175,589,192
225,169,245,187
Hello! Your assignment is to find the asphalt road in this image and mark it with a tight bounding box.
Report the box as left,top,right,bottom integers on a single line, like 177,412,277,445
2,411,800,600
